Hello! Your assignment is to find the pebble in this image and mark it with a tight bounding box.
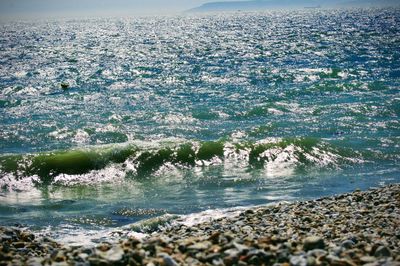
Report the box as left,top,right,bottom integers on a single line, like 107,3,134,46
290,255,307,266
360,256,377,263
99,246,124,262
307,249,327,258
374,246,392,257
160,253,179,266
303,236,325,251
341,239,355,249
187,241,211,251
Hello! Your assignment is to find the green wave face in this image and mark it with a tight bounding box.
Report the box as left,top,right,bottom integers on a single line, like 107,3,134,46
0,146,136,184
0,138,365,187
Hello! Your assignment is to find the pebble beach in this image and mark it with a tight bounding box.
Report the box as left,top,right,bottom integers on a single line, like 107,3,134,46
1,183,399,266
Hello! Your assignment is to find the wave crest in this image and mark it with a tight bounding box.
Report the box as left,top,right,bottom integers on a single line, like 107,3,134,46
0,138,363,189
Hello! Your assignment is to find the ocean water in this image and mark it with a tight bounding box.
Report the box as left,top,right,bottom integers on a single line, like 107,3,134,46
0,8,399,244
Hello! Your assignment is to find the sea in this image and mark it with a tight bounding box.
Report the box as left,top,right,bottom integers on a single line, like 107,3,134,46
0,8,399,245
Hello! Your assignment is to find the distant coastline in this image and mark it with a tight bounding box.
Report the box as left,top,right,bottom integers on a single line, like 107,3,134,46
188,0,400,13
304,5,321,9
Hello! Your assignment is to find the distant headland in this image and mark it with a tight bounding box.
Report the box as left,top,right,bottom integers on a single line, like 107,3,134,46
188,0,400,12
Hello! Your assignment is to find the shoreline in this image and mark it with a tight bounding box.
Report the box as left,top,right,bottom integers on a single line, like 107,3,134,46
1,184,399,265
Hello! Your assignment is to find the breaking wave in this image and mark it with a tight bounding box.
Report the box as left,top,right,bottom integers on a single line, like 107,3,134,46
0,137,367,190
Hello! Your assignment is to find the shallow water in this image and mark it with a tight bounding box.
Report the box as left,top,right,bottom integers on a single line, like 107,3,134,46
0,8,399,244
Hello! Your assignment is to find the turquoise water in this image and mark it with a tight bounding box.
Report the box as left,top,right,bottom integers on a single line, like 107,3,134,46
0,9,399,243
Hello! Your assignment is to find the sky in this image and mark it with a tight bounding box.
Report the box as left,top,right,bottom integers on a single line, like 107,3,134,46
0,0,394,18
0,0,233,17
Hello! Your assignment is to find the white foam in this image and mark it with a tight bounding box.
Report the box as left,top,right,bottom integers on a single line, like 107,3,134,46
267,108,284,115
73,129,90,144
38,207,244,247
38,224,148,247
174,207,245,227
95,123,119,133
49,127,71,140
53,165,126,186
0,173,40,193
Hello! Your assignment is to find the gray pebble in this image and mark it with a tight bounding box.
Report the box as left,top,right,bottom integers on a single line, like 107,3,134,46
341,240,355,249
303,236,325,251
161,254,178,266
374,246,392,257
307,249,327,258
290,255,307,266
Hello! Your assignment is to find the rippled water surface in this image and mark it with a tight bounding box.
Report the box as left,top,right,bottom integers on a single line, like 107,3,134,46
0,8,399,243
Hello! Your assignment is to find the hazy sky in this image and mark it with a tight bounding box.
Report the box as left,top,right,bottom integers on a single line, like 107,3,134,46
2,0,392,18
0,0,234,17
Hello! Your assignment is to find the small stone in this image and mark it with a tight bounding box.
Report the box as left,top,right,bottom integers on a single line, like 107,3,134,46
277,249,290,263
324,254,341,264
160,254,178,266
204,253,221,262
81,248,94,255
307,249,327,258
247,255,260,265
303,236,325,251
97,243,111,252
258,251,274,263
341,240,355,249
306,256,316,266
209,232,220,243
88,257,109,266
105,246,124,262
128,237,142,246
0,234,12,241
237,261,247,266
0,253,13,261
78,253,89,260
246,250,260,257
13,242,26,248
233,242,250,253
290,255,307,266
212,258,224,265
363,263,380,266
331,245,343,255
26,257,43,266
187,241,212,251
20,232,35,241
374,246,391,257
360,256,376,263
51,250,67,262
223,255,239,265
224,248,240,257
241,225,253,232
245,209,255,215
130,249,145,264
